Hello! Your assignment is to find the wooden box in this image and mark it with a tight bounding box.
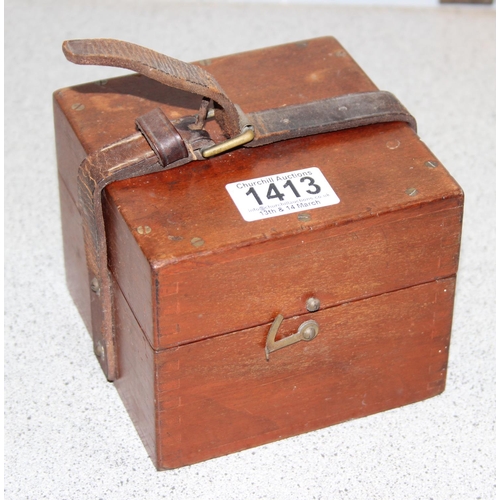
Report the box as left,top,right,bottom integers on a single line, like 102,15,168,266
54,37,463,469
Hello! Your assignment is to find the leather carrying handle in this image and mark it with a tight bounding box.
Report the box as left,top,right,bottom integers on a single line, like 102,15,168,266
62,39,245,138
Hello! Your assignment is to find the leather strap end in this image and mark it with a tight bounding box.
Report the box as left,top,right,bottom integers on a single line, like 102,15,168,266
62,38,243,138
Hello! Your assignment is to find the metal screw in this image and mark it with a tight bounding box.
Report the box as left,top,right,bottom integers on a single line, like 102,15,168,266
302,326,316,340
191,237,205,247
90,277,100,294
137,226,151,235
425,160,438,169
297,213,311,222
71,103,85,111
95,341,105,360
406,187,418,196
306,297,321,312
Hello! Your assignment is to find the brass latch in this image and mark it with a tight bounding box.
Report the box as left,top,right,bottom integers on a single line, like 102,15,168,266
265,314,319,361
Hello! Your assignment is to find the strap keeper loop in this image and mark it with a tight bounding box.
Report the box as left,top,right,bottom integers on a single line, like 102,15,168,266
136,108,188,167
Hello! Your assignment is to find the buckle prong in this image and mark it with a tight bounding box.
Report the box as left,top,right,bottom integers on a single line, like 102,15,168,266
201,126,255,158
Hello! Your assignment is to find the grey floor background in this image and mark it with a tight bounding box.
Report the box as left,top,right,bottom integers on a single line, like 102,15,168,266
4,1,495,499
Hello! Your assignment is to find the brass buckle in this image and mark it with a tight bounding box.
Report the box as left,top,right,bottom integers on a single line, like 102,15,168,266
201,126,255,158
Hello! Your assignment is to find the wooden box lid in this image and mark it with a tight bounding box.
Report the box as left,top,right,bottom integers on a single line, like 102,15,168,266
55,37,463,350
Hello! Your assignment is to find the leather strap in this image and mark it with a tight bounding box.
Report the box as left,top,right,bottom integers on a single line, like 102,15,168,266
78,133,157,378
64,39,417,380
63,39,246,138
248,91,416,146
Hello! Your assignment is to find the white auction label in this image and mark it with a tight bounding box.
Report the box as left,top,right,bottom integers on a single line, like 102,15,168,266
225,167,340,222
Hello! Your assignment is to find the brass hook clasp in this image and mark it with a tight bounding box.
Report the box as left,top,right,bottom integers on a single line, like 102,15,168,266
265,314,319,361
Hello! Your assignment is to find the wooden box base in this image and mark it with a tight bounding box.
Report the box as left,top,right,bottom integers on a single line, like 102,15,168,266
114,276,454,469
